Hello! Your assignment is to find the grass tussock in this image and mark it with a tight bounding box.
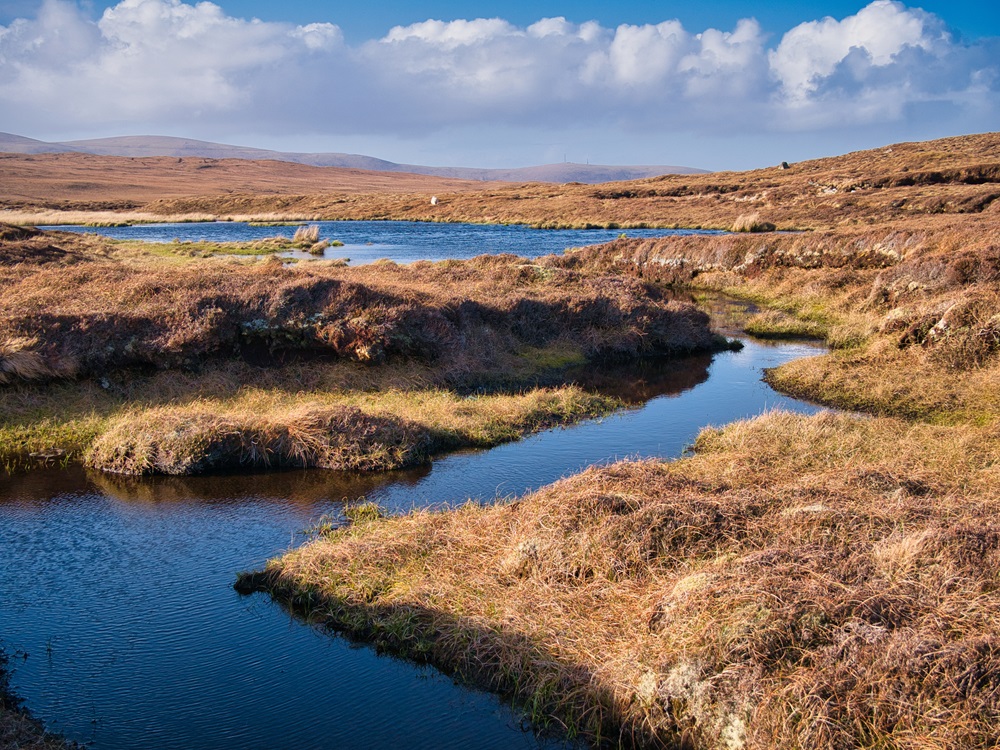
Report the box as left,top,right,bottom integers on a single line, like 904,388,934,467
292,224,321,245
730,212,775,233
245,410,1000,749
87,405,431,475
82,385,614,476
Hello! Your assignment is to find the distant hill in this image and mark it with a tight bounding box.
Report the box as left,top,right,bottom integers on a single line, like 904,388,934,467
0,133,707,184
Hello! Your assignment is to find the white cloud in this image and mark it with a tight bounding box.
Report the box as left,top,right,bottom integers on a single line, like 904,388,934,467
0,0,996,144
770,0,947,99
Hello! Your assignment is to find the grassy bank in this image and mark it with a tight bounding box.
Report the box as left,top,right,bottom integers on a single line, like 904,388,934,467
243,212,1000,747
0,225,729,475
12,132,1000,747
1,225,721,387
547,216,1000,421
242,410,1000,749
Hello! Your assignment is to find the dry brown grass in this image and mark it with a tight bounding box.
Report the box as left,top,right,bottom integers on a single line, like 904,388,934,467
0,228,721,390
546,216,1000,423
81,385,613,476
244,410,1000,749
5,227,702,473
8,132,998,231
0,151,494,210
87,404,431,475
730,213,775,233
239,136,1000,748
14,131,1000,745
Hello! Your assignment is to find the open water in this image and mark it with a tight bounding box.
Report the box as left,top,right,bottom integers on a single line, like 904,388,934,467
42,220,722,265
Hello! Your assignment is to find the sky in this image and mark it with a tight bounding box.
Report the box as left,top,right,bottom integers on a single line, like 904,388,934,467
0,0,998,170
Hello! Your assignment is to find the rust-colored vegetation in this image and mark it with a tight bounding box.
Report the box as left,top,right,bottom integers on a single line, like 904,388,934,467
5,132,999,231
0,225,722,474
239,133,1000,748
245,410,1000,749
0,234,718,385
9,131,1000,747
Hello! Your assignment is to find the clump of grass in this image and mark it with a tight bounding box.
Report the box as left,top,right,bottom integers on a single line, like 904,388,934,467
742,310,827,339
344,501,385,525
86,405,431,475
307,240,330,255
0,336,78,385
731,213,775,233
293,224,321,246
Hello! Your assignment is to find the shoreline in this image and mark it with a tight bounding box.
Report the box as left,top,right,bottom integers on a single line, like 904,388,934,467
1,650,71,750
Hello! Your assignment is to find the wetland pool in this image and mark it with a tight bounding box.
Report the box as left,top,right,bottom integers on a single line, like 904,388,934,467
42,220,723,264
0,338,822,750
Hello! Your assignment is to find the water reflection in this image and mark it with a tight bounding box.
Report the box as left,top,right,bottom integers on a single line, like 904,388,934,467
84,464,433,507
566,352,714,404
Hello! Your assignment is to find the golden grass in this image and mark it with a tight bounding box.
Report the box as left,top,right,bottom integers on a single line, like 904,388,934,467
730,213,775,233
81,384,614,475
6,132,1000,232
0,348,618,472
12,132,1000,745
0,228,721,390
0,210,223,226
242,194,1000,745
5,224,732,474
244,410,1000,749
548,216,1000,422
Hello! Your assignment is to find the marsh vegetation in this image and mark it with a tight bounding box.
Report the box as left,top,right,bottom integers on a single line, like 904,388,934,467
6,132,1000,749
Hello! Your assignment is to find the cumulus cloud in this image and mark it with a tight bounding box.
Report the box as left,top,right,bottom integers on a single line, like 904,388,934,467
0,0,996,141
770,0,945,99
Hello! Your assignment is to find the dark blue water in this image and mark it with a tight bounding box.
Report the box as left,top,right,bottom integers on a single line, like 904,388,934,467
0,338,822,749
41,221,722,265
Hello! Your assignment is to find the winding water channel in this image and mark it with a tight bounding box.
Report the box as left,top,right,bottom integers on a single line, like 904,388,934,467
4,223,822,748
1,339,822,749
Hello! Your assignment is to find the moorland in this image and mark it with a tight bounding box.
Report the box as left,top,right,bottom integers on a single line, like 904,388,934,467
4,131,1000,749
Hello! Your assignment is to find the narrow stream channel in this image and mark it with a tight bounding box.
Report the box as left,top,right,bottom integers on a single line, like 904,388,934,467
0,337,822,749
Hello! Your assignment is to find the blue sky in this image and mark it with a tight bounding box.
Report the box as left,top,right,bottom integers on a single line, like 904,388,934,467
4,1,996,41
1,0,998,170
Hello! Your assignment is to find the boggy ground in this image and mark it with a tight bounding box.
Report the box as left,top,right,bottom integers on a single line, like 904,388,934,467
242,199,1000,744
9,132,1000,748
0,224,724,475
4,132,999,232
